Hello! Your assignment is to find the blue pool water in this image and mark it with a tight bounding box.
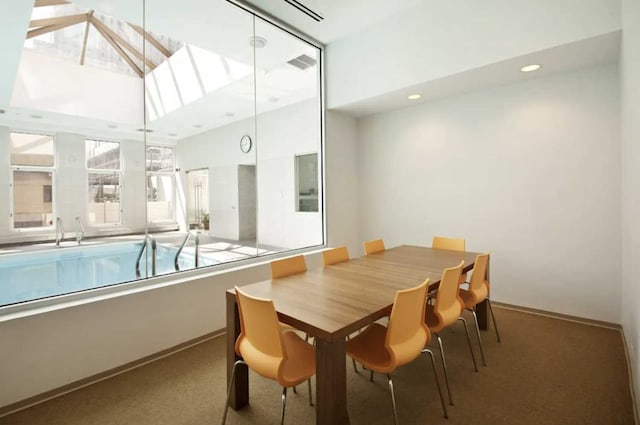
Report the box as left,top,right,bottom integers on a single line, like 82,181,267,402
0,242,216,307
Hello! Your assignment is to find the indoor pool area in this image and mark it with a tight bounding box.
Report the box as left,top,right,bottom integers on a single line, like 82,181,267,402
0,232,284,307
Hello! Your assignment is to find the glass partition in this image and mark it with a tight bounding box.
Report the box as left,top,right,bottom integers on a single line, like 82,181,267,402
0,0,324,308
255,17,323,253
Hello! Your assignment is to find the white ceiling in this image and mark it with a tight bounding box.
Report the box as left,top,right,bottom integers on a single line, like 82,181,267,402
242,0,422,44
334,31,621,118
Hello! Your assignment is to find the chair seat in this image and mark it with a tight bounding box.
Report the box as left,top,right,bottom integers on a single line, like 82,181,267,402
346,323,394,374
425,303,462,334
459,286,488,309
280,331,316,387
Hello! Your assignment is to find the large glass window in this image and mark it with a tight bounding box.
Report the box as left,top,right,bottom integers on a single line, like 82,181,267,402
146,146,175,223
10,133,55,229
86,140,121,225
0,0,324,307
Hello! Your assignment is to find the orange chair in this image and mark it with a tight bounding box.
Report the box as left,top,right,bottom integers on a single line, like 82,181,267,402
424,261,478,406
347,280,448,423
432,236,467,283
432,236,465,252
270,255,309,340
364,239,385,255
459,253,501,367
322,246,350,265
271,255,307,278
222,287,316,425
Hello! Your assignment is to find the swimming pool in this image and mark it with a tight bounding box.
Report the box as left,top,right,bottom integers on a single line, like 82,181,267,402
0,242,216,307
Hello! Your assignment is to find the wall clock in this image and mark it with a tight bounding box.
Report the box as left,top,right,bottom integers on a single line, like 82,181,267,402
240,135,252,153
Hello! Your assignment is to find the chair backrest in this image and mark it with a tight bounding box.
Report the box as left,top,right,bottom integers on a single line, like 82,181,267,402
364,239,385,255
234,286,286,381
434,261,464,327
386,280,430,367
322,246,350,266
271,255,307,278
432,236,465,252
468,253,490,303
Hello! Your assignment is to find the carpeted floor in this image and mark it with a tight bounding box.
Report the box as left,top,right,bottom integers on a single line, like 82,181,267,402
0,307,635,425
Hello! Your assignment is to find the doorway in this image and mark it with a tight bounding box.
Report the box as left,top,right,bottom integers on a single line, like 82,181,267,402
186,168,209,230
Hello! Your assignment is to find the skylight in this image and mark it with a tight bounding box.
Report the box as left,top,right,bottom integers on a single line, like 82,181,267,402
25,1,182,78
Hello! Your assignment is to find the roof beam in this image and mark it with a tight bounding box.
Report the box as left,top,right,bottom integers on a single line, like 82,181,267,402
30,13,88,29
27,15,87,40
128,23,172,58
90,16,156,71
34,0,69,7
89,19,143,78
79,11,94,66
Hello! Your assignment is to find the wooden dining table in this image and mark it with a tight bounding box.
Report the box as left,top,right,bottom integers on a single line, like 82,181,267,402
225,245,487,425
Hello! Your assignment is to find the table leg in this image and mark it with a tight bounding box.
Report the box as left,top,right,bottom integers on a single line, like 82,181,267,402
476,300,488,330
226,291,248,409
476,254,491,330
315,338,350,425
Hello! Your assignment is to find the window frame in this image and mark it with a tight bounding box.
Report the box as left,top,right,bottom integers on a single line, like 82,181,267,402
145,145,176,224
9,131,56,232
85,138,123,227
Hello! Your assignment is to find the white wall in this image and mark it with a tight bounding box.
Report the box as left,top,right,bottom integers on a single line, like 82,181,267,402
325,111,361,256
0,252,323,408
357,64,621,323
326,0,621,109
620,0,640,411
176,99,323,249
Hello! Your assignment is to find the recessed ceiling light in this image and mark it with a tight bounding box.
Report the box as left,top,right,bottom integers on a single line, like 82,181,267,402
168,133,177,137
0,109,5,114
30,114,43,119
224,112,235,118
136,128,154,133
520,64,541,73
107,124,118,129
193,124,203,129
268,96,280,103
249,36,267,49
407,94,422,100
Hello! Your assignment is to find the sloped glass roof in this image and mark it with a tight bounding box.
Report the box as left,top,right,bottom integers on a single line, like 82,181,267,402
25,2,183,78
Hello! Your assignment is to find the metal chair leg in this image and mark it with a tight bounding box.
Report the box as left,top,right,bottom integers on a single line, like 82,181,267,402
436,334,454,405
307,378,313,406
346,335,358,373
280,387,288,425
422,348,448,419
370,369,374,382
487,299,501,342
221,360,245,425
292,386,297,394
470,308,487,366
458,316,478,372
387,374,399,425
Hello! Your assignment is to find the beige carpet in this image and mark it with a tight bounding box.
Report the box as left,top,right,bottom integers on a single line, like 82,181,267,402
0,307,635,425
